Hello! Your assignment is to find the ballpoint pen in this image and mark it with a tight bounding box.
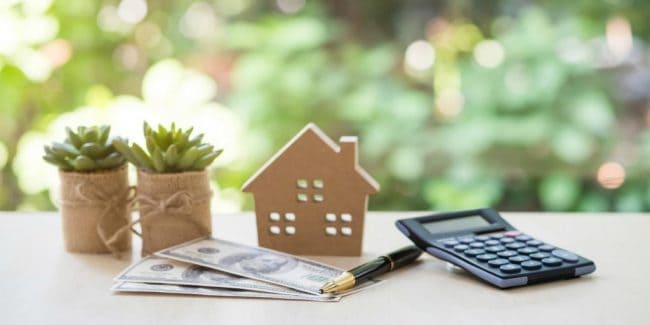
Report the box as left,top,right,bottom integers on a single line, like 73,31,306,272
320,245,422,293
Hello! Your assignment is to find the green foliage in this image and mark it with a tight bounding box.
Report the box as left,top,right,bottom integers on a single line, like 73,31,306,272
2,1,650,211
113,123,222,173
43,126,125,172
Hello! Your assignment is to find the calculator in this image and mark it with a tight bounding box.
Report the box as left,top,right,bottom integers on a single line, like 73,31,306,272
395,208,596,288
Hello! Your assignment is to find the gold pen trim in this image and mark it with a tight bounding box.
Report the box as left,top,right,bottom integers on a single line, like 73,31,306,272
319,271,356,294
383,255,395,270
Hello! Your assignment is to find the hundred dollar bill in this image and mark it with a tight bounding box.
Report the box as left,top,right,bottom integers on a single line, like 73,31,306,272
111,281,340,302
115,256,315,296
156,237,349,295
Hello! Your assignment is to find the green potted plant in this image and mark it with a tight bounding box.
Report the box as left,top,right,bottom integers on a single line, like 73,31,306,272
113,123,222,256
43,125,132,255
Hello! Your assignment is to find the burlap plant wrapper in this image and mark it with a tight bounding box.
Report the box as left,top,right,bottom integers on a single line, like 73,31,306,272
59,165,132,255
136,169,212,256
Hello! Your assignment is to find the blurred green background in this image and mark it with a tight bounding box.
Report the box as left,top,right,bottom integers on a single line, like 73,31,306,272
1,0,649,212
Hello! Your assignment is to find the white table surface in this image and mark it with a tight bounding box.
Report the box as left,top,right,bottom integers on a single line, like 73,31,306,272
1,211,649,325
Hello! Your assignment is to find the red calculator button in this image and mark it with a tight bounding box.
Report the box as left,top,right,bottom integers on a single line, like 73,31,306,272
504,231,521,237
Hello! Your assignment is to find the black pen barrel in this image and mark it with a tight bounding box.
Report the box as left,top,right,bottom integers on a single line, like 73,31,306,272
348,256,391,280
349,245,422,281
386,245,423,269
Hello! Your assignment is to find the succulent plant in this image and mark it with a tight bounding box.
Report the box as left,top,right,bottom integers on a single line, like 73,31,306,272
43,125,126,172
112,122,222,173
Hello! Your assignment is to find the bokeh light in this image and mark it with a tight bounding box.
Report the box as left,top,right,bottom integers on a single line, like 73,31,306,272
597,162,625,189
473,40,505,68
97,5,128,33
117,0,147,25
606,16,633,62
405,40,436,71
40,39,72,68
113,44,141,70
135,22,162,48
14,48,52,81
276,0,305,14
180,2,220,40
436,88,464,118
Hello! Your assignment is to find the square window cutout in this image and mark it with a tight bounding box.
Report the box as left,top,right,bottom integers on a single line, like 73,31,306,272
297,193,308,202
313,179,324,188
296,179,308,189
269,226,280,235
313,194,324,202
285,226,296,235
269,212,280,221
325,227,337,236
341,213,352,222
285,213,296,221
325,213,336,222
341,227,352,236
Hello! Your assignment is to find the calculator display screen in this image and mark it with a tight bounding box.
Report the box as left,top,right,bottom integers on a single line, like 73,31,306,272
422,215,490,234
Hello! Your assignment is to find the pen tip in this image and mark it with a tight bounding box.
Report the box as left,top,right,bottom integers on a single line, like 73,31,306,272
320,281,337,294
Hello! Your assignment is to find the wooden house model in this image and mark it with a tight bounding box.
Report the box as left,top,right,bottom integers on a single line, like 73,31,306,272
242,123,379,256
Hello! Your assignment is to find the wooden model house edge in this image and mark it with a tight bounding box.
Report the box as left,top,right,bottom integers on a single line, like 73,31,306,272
242,123,379,256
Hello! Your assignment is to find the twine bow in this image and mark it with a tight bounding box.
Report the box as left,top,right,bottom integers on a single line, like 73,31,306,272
129,190,212,255
64,182,136,258
138,191,194,217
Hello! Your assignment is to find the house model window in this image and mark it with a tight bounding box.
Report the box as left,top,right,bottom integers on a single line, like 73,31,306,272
325,213,336,222
313,179,324,188
296,179,308,188
241,123,380,256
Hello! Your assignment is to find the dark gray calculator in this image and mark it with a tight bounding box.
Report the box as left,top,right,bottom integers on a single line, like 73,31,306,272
395,208,596,288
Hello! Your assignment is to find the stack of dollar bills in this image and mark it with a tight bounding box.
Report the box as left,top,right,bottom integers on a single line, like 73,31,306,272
112,237,381,302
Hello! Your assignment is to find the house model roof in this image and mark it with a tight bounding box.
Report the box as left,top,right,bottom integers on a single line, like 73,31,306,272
241,123,380,194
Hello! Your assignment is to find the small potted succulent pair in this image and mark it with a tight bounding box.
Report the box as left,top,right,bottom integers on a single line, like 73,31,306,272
43,126,132,255
113,123,222,256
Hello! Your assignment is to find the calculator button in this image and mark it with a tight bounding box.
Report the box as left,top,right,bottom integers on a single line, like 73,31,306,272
489,234,504,239
509,255,530,263
476,254,498,262
469,242,485,248
474,235,490,241
551,249,579,263
530,252,550,260
497,250,518,258
485,245,506,253
521,260,542,270
517,247,538,255
499,264,522,273
515,235,532,241
538,245,555,252
542,257,563,267
464,249,485,257
453,244,470,252
488,259,509,267
458,237,475,244
485,240,500,246
526,240,543,246
500,238,515,244
441,239,460,247
505,242,526,250
504,231,521,237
